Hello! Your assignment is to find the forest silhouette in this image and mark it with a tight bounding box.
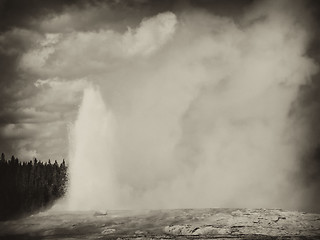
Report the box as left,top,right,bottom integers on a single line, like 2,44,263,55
0,153,68,220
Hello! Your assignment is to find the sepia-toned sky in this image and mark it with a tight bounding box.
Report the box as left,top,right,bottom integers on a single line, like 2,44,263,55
0,0,254,162
1,0,320,211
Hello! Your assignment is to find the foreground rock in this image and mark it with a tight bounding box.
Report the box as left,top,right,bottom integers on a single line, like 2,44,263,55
0,208,319,239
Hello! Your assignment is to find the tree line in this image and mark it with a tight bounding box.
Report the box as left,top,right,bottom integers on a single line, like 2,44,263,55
0,153,68,220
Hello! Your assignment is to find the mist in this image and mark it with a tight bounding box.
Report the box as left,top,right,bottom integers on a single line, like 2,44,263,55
22,1,317,211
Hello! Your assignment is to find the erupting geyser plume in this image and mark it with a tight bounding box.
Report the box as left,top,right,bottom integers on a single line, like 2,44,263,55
21,0,316,211
67,86,117,211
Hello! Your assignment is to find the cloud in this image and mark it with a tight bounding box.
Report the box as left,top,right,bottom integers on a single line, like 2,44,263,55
0,0,96,32
20,33,61,71
123,12,177,56
19,12,177,79
0,70,87,161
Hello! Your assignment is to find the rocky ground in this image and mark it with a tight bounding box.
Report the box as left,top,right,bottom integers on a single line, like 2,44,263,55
0,208,319,239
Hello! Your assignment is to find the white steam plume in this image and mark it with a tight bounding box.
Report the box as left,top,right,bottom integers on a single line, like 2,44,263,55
22,2,318,211
67,86,117,211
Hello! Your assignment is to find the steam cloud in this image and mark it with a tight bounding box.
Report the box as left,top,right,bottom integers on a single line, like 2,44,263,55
21,1,318,211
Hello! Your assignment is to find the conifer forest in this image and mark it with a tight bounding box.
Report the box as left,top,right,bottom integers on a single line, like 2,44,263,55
0,153,68,220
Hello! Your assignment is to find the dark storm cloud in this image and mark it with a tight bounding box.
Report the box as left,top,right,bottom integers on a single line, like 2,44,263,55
0,0,166,33
0,0,257,33
0,0,90,32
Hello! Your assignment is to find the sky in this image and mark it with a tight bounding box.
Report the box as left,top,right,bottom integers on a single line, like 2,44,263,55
1,0,320,212
0,0,252,162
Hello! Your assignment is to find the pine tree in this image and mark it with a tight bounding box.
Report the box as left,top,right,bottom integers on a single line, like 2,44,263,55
0,153,5,163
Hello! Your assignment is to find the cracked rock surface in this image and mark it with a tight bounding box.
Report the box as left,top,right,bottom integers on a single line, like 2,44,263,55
0,208,319,239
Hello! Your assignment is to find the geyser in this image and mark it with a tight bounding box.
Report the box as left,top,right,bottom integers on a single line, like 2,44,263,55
67,86,117,211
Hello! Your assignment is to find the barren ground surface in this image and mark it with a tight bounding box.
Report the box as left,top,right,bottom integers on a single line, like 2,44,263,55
0,208,319,239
